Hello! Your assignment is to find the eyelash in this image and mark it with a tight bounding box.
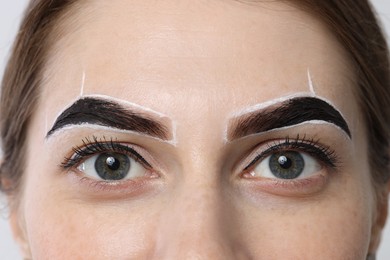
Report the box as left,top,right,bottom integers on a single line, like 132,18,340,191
61,136,152,170
61,135,338,181
243,134,339,171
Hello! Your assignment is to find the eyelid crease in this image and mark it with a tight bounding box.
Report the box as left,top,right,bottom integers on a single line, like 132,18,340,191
61,136,152,170
226,120,351,144
45,124,178,146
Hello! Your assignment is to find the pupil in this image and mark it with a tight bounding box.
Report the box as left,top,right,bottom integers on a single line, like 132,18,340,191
278,155,292,169
106,157,120,170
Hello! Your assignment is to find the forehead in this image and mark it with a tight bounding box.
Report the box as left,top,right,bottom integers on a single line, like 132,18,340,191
42,0,356,124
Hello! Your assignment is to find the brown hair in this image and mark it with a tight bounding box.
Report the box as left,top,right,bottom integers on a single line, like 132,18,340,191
1,0,389,203
294,1,390,188
0,0,78,200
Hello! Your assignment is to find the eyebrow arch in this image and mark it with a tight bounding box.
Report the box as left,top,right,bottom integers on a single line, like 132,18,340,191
46,97,170,140
228,97,351,141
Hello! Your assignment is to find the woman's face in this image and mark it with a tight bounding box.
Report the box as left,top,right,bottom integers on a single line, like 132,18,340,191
13,0,379,259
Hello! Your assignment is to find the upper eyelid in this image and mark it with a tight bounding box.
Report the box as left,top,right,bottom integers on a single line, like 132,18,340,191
61,140,152,169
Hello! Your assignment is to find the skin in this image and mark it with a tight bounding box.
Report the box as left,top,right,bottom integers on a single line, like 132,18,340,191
9,0,386,259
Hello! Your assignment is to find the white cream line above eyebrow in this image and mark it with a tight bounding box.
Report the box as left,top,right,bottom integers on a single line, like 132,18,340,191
231,71,321,118
91,94,171,118
223,93,313,143
307,69,316,95
47,94,177,144
79,71,86,97
225,94,351,142
230,92,315,117
52,94,171,124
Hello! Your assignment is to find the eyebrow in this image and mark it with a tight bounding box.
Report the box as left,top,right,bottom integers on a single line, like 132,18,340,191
228,97,351,140
46,97,170,140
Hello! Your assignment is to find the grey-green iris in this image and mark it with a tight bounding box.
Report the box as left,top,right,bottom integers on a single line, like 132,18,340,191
269,151,305,179
94,152,130,180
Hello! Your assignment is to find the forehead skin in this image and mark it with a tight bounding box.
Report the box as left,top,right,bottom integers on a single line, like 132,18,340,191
43,0,357,122
19,0,375,259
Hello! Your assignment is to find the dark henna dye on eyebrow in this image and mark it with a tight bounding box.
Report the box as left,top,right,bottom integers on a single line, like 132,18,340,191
47,97,170,140
229,97,351,140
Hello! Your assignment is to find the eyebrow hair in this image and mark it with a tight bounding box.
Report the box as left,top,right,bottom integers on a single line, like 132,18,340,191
46,97,170,140
228,97,351,140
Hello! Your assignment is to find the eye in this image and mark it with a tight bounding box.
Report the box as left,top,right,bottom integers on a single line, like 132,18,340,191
250,151,322,180
78,152,147,181
242,136,338,181
61,136,154,182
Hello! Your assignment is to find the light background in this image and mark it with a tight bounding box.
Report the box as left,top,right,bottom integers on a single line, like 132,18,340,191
0,1,389,259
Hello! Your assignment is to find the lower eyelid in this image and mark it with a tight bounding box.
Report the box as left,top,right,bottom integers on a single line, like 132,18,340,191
240,172,329,197
69,174,163,198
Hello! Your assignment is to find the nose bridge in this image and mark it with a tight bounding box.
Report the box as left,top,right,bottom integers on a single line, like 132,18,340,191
153,163,241,259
